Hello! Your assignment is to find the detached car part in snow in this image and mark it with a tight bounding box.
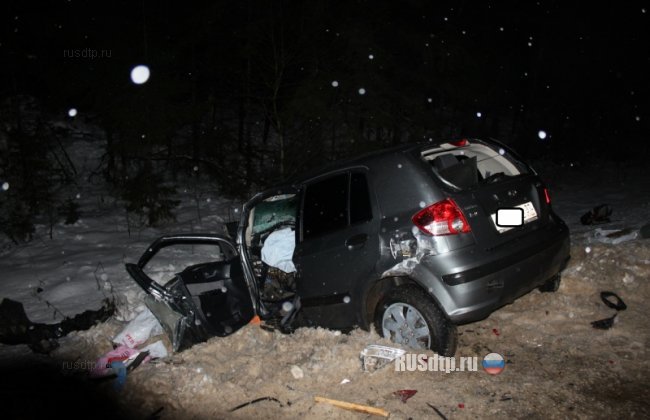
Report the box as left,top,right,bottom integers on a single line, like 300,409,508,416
127,138,570,356
591,291,627,330
0,298,115,353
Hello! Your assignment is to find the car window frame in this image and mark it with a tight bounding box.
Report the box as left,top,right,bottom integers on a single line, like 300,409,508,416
298,168,374,243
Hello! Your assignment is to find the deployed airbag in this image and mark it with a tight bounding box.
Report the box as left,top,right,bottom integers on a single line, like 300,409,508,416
261,227,297,273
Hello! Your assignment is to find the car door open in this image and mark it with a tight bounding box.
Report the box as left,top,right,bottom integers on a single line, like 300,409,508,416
126,234,255,352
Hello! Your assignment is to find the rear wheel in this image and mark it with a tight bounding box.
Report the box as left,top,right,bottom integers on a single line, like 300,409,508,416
374,285,457,356
538,273,561,292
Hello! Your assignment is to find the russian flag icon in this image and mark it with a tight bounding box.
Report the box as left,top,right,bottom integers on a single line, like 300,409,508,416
482,353,505,375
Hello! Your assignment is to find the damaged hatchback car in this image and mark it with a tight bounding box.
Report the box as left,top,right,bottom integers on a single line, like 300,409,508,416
126,138,570,356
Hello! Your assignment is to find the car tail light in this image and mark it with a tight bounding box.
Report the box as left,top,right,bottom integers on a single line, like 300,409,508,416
543,187,551,204
450,139,469,147
412,198,471,236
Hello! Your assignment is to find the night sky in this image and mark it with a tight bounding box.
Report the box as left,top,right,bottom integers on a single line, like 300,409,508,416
2,1,650,166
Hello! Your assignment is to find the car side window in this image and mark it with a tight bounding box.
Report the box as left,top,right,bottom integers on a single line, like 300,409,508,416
302,173,348,239
350,172,372,224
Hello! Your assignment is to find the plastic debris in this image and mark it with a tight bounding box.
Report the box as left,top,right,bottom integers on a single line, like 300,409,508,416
580,204,612,225
600,291,627,311
359,344,406,372
0,298,115,354
90,345,149,378
111,361,127,391
591,291,627,330
114,308,163,348
492,328,500,336
591,314,617,330
393,389,417,403
314,396,389,417
140,340,169,359
594,228,638,244
340,378,351,384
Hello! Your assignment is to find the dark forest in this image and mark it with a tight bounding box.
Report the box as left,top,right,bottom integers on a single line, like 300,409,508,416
1,1,648,241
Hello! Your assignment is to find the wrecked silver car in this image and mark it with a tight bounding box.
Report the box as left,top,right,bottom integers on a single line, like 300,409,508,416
127,139,570,355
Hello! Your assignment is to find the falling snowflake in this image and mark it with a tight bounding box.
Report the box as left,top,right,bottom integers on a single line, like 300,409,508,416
331,80,339,87
476,112,482,118
368,54,374,60
130,65,150,84
498,148,505,155
585,246,591,254
68,108,77,117
358,88,366,95
1,182,9,191
427,97,433,103
343,296,351,304
538,130,547,140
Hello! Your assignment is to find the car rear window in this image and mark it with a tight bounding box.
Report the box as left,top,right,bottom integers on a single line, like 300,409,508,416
422,141,529,190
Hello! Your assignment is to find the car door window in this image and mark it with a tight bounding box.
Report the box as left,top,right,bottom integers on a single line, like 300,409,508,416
302,173,348,239
350,172,372,224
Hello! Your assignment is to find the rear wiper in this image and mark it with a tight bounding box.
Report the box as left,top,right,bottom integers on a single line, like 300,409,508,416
482,172,507,184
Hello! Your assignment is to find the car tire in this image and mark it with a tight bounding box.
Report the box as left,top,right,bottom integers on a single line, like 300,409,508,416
374,285,457,356
538,273,561,293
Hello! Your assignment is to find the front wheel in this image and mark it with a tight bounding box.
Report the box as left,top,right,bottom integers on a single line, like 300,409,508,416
374,285,457,356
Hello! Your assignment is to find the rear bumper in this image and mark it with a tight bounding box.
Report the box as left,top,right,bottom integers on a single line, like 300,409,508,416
413,222,570,324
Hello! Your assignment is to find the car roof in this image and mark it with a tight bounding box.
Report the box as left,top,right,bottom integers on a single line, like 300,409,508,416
285,142,430,185
253,138,513,201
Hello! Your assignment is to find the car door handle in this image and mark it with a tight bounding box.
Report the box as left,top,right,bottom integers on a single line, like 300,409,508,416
345,233,368,250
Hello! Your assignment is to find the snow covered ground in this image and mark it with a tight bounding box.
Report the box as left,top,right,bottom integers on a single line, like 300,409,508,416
1,134,649,419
